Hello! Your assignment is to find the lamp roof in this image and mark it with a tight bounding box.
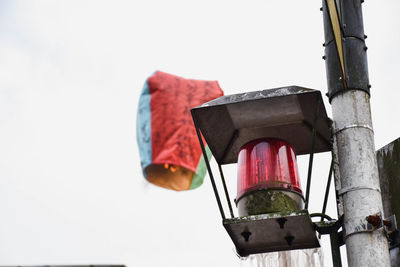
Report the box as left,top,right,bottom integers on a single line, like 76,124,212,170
191,86,331,164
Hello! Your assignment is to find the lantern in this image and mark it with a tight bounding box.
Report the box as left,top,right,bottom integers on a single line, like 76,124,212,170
191,86,332,256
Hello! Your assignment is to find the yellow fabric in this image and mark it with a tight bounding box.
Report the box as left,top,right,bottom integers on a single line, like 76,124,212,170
327,0,346,87
146,164,194,191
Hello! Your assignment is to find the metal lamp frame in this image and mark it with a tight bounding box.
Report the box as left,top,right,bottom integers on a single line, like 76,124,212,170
191,86,344,265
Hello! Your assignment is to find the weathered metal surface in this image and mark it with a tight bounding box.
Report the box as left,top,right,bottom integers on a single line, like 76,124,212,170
342,37,369,90
223,210,320,257
332,131,344,217
377,138,400,266
191,86,331,165
324,38,346,95
391,247,400,267
322,0,370,101
314,219,344,267
377,137,400,229
237,190,304,217
340,0,365,40
322,0,391,266
331,90,390,266
389,230,400,267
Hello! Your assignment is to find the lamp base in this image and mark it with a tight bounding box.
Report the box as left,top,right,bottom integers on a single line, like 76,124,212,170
237,189,304,216
223,210,320,257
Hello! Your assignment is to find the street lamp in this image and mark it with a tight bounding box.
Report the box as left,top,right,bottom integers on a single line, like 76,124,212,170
191,86,332,257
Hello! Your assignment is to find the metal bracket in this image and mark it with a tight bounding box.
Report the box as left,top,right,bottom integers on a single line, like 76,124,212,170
389,229,400,249
383,215,397,234
314,216,344,267
343,212,386,239
366,212,384,231
381,215,399,248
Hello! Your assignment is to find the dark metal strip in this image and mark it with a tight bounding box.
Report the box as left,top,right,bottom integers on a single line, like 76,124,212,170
218,164,234,218
322,159,334,221
192,111,226,220
330,232,343,267
305,97,321,210
310,212,333,221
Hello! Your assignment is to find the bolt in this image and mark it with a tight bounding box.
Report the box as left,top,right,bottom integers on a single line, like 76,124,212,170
277,218,287,229
322,56,326,60
320,7,323,11
323,43,326,47
364,34,368,39
285,234,295,246
241,231,252,242
366,214,381,227
364,46,368,51
368,84,372,89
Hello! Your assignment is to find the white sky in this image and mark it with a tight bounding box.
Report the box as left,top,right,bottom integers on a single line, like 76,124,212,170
0,1,399,266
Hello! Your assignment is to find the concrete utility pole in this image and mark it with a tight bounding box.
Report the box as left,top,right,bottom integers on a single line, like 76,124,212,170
321,0,391,266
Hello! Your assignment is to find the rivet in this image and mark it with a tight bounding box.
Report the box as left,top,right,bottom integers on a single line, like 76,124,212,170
241,231,252,242
277,218,287,229
285,235,295,246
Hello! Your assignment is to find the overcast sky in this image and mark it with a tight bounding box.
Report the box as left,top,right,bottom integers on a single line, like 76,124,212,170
0,1,399,267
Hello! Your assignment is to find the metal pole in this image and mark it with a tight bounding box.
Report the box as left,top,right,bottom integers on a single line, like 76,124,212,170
330,231,343,267
321,0,390,266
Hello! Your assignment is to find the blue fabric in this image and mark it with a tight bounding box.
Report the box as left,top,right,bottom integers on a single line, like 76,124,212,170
136,81,152,177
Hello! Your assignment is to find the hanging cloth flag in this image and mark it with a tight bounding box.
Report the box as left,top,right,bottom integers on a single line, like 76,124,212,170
136,71,224,191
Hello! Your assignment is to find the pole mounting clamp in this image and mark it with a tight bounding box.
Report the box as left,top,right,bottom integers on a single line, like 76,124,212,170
343,212,384,239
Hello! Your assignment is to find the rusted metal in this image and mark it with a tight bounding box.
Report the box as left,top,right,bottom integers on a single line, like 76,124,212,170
383,220,393,228
330,91,390,266
366,213,382,228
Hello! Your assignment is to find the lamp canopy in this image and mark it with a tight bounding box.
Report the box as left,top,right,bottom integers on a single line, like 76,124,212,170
191,86,331,165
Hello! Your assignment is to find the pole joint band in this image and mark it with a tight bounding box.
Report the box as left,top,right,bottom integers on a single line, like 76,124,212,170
334,124,374,135
338,185,380,196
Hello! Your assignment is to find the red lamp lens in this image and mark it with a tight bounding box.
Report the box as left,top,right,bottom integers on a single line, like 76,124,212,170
236,138,303,201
